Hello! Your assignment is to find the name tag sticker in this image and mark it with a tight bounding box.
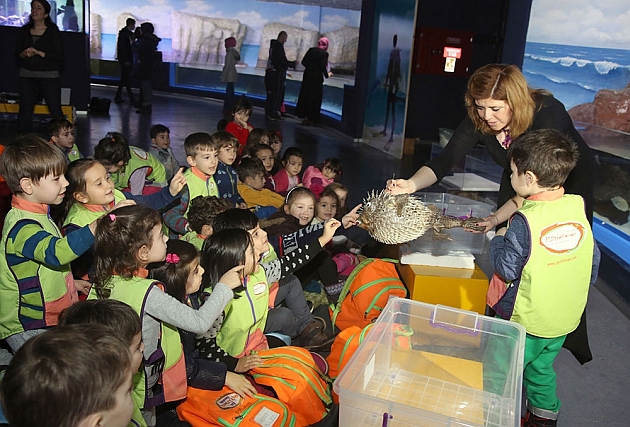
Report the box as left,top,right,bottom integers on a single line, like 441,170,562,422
254,407,280,427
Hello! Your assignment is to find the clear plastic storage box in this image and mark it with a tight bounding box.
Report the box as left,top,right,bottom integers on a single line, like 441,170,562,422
334,298,526,427
399,192,494,257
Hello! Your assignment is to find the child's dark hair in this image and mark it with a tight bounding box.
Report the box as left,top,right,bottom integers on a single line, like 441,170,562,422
213,208,259,233
1,324,131,427
281,146,304,165
93,205,163,298
316,157,342,181
47,118,74,138
232,96,253,116
184,132,217,158
212,131,240,150
319,186,340,206
0,135,66,194
217,118,229,132
246,128,269,146
188,196,233,234
236,157,266,182
268,130,283,145
150,124,170,139
94,132,131,167
149,240,199,302
248,143,274,159
58,299,141,346
327,182,349,217
284,186,316,209
55,158,106,228
508,129,579,188
200,228,253,296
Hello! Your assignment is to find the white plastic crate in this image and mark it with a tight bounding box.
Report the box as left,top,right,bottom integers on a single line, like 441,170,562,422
334,298,525,427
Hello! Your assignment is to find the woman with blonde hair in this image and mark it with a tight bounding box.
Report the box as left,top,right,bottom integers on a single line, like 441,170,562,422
388,63,595,364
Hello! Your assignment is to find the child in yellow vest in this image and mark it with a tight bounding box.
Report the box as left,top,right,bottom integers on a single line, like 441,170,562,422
163,132,224,236
89,204,243,427
183,195,233,250
486,129,599,427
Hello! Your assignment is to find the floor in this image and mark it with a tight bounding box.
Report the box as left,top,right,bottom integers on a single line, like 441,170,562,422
1,85,629,426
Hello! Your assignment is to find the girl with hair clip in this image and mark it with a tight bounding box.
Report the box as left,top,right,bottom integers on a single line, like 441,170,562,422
302,157,342,198
148,239,258,399
273,146,304,196
89,205,243,427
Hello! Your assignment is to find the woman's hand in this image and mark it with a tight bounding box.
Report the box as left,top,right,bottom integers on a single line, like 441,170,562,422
225,372,257,398
317,218,341,247
234,354,262,373
386,178,414,195
342,204,362,228
168,168,186,196
219,265,245,289
74,279,92,295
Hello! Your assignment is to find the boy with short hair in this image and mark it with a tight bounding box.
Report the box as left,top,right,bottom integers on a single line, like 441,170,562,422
236,157,283,218
94,131,167,195
487,129,600,427
58,299,146,427
213,131,246,208
184,195,233,250
148,124,179,181
1,324,134,427
163,132,221,235
0,136,97,352
48,118,82,163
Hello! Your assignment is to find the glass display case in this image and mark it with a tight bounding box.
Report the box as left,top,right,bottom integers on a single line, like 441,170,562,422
0,0,85,32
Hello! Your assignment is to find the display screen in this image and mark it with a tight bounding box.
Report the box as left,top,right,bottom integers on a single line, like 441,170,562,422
0,0,85,32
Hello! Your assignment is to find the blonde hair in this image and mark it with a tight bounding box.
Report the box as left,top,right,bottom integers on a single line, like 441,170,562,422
465,64,550,139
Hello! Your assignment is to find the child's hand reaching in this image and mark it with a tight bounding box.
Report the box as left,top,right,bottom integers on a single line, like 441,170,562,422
168,168,187,197
317,218,341,247
342,204,362,229
219,265,245,289
234,353,263,373
225,372,257,398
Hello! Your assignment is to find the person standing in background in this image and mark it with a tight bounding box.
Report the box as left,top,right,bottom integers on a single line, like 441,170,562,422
114,18,136,105
221,36,240,115
265,31,295,121
15,0,64,135
296,37,331,126
135,22,161,115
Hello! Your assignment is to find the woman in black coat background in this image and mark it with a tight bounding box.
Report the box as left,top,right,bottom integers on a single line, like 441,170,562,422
135,22,161,114
296,37,331,126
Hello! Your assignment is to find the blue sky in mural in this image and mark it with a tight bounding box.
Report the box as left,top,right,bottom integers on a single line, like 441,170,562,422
91,0,360,44
525,0,630,109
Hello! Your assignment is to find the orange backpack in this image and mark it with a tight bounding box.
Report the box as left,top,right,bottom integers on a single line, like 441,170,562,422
329,258,407,331
177,386,297,427
251,346,333,426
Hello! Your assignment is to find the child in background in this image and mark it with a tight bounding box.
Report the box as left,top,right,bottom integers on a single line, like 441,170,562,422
487,130,599,427
213,131,247,208
225,97,254,153
327,182,349,219
313,186,339,224
217,118,228,132
221,36,240,115
0,137,97,352
246,128,270,150
268,131,283,175
89,204,243,427
184,195,233,250
237,157,284,219
148,124,180,182
58,299,145,427
302,157,342,198
163,132,220,236
48,118,82,163
58,158,186,280
0,325,134,427
94,132,167,195
273,146,304,196
250,143,276,190
149,239,259,398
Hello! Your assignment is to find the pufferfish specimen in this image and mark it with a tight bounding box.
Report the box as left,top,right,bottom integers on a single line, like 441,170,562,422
356,190,486,244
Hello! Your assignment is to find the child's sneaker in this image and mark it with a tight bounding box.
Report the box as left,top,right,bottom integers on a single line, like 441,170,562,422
324,280,344,296
522,411,557,427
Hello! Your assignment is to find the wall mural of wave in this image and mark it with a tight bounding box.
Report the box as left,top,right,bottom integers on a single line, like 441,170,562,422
523,42,630,109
